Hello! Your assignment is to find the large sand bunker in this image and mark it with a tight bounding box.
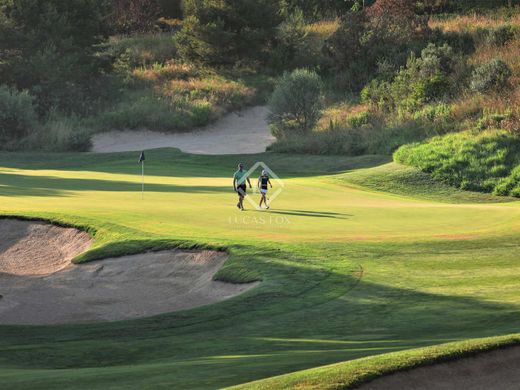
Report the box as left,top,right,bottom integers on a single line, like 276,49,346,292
0,219,257,325
91,105,275,154
358,346,520,390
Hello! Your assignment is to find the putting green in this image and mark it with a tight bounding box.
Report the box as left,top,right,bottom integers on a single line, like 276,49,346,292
0,149,519,389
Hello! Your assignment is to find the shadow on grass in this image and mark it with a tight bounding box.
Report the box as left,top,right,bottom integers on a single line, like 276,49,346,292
0,172,230,197
0,242,518,385
266,209,352,219
0,150,391,179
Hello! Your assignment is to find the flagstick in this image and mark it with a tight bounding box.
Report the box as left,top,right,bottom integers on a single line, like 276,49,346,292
141,161,144,199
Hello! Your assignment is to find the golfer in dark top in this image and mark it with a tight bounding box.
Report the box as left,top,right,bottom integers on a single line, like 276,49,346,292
258,169,272,209
233,163,252,211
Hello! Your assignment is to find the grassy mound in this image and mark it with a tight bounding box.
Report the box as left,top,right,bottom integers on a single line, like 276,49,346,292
227,334,520,390
394,130,520,197
336,162,512,203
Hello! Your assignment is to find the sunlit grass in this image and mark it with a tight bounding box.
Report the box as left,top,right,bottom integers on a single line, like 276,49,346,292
0,150,519,388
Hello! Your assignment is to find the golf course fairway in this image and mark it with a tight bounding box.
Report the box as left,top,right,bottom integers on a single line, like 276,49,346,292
0,149,519,389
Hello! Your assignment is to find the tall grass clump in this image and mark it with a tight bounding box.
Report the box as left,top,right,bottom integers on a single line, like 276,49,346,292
394,129,520,196
0,86,37,149
29,115,92,152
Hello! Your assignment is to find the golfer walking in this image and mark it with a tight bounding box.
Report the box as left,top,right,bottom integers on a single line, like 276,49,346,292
233,163,252,211
258,170,272,209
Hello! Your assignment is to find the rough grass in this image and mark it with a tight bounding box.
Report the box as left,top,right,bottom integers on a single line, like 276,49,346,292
394,129,520,196
0,150,519,389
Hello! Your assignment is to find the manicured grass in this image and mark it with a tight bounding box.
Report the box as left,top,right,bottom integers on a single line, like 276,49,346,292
0,149,519,389
228,334,520,389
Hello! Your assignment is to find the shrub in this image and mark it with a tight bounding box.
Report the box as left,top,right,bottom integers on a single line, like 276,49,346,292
0,86,37,147
347,111,372,128
419,43,456,75
363,43,458,113
361,79,393,110
470,59,512,93
411,103,454,135
481,25,517,47
268,69,323,139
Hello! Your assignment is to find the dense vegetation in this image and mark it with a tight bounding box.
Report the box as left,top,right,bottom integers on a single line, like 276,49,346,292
395,130,520,196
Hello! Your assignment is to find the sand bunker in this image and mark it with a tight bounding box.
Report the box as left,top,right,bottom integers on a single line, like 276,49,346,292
0,219,92,276
358,346,520,390
0,219,257,325
91,105,275,154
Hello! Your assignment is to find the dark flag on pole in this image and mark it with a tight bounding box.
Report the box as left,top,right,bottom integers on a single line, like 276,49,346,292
139,151,145,198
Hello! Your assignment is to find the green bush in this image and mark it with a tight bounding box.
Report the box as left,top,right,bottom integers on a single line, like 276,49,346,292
364,44,456,114
470,59,512,93
0,86,37,147
347,111,372,128
323,7,429,92
411,103,454,135
394,130,520,196
268,69,323,139
478,25,517,46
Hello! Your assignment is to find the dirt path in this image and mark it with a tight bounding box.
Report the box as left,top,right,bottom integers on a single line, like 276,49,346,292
91,106,275,154
357,346,520,390
0,219,257,325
